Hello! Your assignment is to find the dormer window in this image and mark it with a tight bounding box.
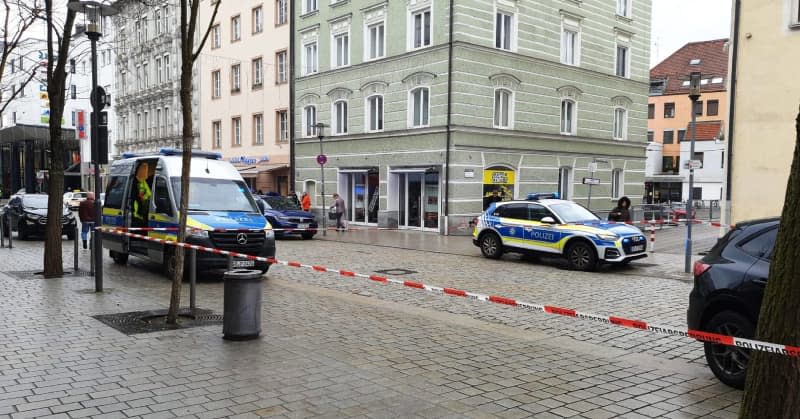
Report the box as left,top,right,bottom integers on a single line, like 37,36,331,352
689,58,701,65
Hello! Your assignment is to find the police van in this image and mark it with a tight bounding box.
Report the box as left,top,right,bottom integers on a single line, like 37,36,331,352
473,193,647,271
101,148,275,276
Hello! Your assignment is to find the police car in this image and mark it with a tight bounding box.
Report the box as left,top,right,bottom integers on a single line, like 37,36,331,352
472,193,647,271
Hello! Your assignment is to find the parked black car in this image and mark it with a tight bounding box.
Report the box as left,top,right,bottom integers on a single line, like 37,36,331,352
256,194,318,240
1,194,77,240
687,217,779,389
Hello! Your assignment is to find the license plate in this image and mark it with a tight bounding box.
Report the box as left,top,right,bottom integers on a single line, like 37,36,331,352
630,245,645,253
232,259,255,268
297,223,309,229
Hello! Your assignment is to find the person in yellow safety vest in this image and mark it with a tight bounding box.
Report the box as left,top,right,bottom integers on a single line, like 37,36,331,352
133,163,152,225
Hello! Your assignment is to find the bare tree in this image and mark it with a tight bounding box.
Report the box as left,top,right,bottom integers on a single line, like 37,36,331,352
0,0,42,115
42,0,77,278
166,0,220,324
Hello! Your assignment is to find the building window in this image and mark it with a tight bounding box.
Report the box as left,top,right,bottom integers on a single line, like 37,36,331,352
252,6,263,34
617,0,631,18
302,0,317,14
276,0,288,25
611,169,623,198
212,120,221,148
613,108,627,140
367,22,385,60
678,129,686,142
276,51,287,83
560,99,576,135
143,62,149,88
231,64,241,92
212,24,220,49
695,152,705,166
333,100,348,135
662,156,675,173
252,57,263,87
333,32,350,68
366,95,384,132
647,103,655,119
156,109,162,137
155,58,162,84
495,11,513,51
494,89,512,129
163,5,170,32
693,100,704,116
69,59,74,73
276,110,288,142
212,70,221,98
164,54,170,81
558,167,572,199
253,113,263,145
707,100,719,116
663,130,674,144
155,9,161,35
70,84,77,99
409,87,430,128
615,44,629,78
303,42,318,76
232,117,241,146
410,7,431,49
664,102,675,118
303,105,316,137
647,130,654,142
561,18,580,66
231,15,241,41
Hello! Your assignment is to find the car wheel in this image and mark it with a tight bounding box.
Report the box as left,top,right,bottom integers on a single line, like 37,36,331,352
703,311,754,390
566,241,598,271
66,227,76,240
110,250,129,265
479,232,503,259
301,232,314,240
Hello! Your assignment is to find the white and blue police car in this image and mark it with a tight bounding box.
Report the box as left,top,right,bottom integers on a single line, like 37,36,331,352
472,193,647,271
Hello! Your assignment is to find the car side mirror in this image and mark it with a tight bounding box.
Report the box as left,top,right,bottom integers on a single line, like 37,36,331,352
541,216,556,224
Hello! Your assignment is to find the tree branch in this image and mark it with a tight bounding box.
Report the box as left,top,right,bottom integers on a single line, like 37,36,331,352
191,0,221,62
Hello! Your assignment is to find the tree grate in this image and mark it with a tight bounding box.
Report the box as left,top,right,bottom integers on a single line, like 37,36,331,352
92,308,224,335
7,269,94,279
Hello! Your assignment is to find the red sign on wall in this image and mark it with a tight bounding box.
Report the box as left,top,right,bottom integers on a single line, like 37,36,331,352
77,111,86,139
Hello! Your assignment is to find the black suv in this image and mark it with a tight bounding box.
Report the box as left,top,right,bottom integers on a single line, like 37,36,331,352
2,194,77,240
687,217,778,389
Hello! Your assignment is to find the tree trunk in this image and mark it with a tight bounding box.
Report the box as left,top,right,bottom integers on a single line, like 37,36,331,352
739,108,800,417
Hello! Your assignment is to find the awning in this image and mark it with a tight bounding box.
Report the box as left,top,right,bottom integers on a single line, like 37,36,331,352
236,166,259,177
236,164,289,177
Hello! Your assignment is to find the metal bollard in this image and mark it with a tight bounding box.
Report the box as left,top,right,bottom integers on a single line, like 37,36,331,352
7,217,11,249
89,230,95,275
189,248,197,311
227,254,233,271
709,203,713,221
73,223,79,272
1,215,4,248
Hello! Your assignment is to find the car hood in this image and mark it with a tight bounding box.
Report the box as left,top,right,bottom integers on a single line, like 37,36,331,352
569,220,642,236
24,207,71,217
263,209,314,219
187,211,267,230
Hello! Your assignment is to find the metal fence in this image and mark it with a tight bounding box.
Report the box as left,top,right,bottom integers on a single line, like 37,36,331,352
595,200,721,226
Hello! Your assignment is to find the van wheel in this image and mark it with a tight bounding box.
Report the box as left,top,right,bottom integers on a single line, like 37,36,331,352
703,311,753,390
301,232,314,240
566,241,598,271
479,232,503,259
110,250,128,265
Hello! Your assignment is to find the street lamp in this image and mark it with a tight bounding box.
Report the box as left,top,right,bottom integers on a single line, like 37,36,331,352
315,122,327,237
684,71,702,273
68,0,119,292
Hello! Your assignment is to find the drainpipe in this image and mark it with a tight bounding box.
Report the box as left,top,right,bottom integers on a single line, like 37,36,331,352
444,0,454,233
288,0,296,192
722,0,740,230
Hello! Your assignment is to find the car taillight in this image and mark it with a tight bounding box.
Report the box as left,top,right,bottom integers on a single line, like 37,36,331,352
693,261,711,277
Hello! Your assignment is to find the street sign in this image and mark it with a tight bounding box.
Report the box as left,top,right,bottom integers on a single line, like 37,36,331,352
686,160,703,170
316,154,327,165
582,177,600,185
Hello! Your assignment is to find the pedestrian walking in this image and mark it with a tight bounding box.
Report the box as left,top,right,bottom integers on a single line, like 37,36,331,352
78,192,96,249
330,193,347,231
608,196,632,222
301,192,311,212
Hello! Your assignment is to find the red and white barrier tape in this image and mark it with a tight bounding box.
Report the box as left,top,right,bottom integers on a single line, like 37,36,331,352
97,227,798,357
99,226,397,233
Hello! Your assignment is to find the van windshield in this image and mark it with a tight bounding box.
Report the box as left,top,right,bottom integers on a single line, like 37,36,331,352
171,178,259,213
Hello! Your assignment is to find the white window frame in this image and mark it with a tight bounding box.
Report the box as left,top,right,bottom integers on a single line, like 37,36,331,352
408,5,432,50
231,15,241,41
613,107,627,140
277,0,288,25
231,64,241,92
365,21,386,61
494,9,515,51
611,169,624,199
142,62,149,88
365,94,384,132
254,113,264,145
791,0,800,26
253,6,263,34
155,57,162,84
302,0,317,15
212,70,221,98
493,88,513,129
303,105,317,138
253,57,263,87
560,16,581,66
332,31,350,68
212,25,220,48
212,120,221,148
614,31,632,78
409,86,431,128
332,100,349,135
276,51,287,83
560,99,577,135
155,9,161,35
617,0,632,18
302,42,318,76
558,166,573,200
156,109,162,137
232,117,242,146
277,110,289,142
163,54,170,81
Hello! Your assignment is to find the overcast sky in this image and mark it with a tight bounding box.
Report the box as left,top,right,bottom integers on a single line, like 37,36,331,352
650,0,733,67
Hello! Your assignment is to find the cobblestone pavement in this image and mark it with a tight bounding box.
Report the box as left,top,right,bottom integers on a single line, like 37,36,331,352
0,235,743,418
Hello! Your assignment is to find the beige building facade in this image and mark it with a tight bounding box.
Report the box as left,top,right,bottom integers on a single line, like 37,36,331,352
725,0,800,224
199,0,291,194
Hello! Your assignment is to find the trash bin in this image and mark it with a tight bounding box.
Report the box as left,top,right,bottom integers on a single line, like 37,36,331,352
223,269,264,340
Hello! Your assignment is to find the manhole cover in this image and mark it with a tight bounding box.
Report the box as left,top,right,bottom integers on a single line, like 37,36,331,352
374,268,418,275
7,269,93,279
92,308,223,335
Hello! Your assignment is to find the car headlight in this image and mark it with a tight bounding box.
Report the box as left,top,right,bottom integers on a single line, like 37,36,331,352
25,213,41,220
264,228,275,239
596,233,619,241
188,229,208,238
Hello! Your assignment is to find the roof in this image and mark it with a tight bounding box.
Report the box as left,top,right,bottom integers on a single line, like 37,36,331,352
685,121,724,141
650,39,729,96
0,124,78,148
115,155,245,181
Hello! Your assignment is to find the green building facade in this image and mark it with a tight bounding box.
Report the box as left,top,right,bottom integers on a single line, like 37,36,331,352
294,0,651,234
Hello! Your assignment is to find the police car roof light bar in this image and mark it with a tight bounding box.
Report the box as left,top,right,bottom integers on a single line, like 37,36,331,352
121,152,144,159
159,148,222,160
527,192,560,201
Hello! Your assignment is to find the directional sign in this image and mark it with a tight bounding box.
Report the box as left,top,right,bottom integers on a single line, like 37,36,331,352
686,160,703,170
582,177,600,185
316,154,327,165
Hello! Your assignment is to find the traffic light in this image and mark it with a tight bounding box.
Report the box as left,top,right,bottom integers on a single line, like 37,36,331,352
90,111,109,165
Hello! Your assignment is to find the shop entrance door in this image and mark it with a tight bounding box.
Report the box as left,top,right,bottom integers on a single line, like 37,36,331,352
398,172,439,231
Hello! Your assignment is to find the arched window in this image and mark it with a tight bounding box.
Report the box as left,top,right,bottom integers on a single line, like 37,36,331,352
409,87,430,127
333,100,348,135
494,89,513,129
302,105,316,137
613,108,627,140
560,99,576,135
365,95,384,132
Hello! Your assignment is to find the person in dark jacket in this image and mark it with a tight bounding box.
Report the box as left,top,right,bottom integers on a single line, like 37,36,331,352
608,196,632,222
78,192,96,249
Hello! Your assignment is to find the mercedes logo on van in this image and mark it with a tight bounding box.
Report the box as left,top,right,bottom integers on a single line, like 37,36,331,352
236,233,248,245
